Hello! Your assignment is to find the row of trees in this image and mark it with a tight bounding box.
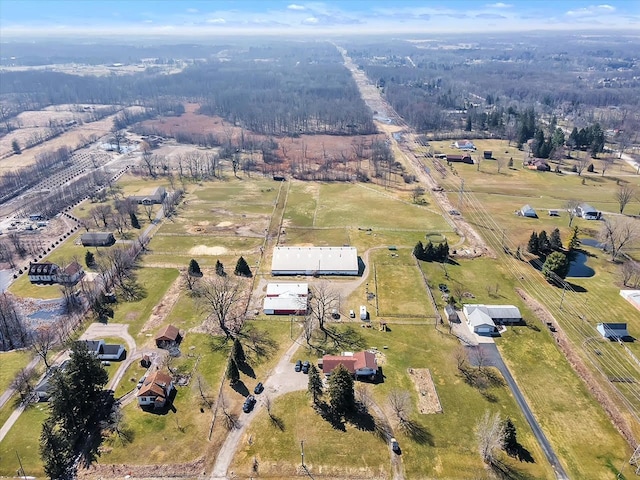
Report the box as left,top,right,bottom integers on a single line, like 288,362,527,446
413,240,450,262
527,228,563,256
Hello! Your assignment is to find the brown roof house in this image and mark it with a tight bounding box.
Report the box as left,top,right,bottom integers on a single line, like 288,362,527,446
136,370,174,409
320,351,378,380
155,324,182,349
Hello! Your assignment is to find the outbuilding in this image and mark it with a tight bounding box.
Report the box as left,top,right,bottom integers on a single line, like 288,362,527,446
263,283,308,315
81,232,116,247
271,246,358,276
155,325,182,348
597,323,630,341
444,304,459,323
574,203,601,220
519,205,537,218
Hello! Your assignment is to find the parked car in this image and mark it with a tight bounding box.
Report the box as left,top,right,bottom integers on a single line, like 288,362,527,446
136,376,146,389
242,395,256,413
101,361,111,366
390,437,400,453
295,360,302,372
349,309,355,318
438,283,449,293
254,382,264,394
302,360,310,374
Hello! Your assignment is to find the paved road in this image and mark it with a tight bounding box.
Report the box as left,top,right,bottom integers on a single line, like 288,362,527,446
471,343,569,480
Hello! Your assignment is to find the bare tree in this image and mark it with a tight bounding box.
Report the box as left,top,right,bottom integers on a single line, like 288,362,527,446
411,185,425,203
199,275,243,338
496,156,505,174
355,383,373,412
30,323,57,369
575,153,590,176
599,217,640,261
566,199,579,227
387,388,412,429
476,410,505,465
600,157,613,177
11,367,37,404
620,260,640,288
196,375,214,409
93,204,112,228
7,232,27,258
307,282,340,340
453,345,469,371
616,184,635,214
218,392,238,431
0,293,29,350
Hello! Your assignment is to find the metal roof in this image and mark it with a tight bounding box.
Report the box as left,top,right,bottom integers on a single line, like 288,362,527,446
271,247,358,274
266,283,308,297
263,296,308,312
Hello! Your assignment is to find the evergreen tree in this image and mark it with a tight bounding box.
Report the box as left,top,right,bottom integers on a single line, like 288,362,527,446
537,230,551,255
215,259,225,276
508,157,514,168
234,256,252,277
11,139,21,155
527,231,539,254
130,212,140,229
549,228,563,251
542,251,570,282
328,364,355,416
40,418,73,480
465,116,472,132
551,128,565,148
567,226,580,251
502,417,518,456
231,337,246,366
307,364,323,405
424,241,435,261
587,163,594,173
188,259,202,277
85,251,95,268
227,357,240,385
413,241,425,260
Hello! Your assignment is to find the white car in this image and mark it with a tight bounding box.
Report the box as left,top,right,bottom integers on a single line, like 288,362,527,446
349,310,355,318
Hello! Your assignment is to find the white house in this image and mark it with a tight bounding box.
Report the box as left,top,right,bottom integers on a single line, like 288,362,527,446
574,203,601,220
454,140,476,150
80,339,126,360
620,290,640,311
137,370,174,408
466,308,497,335
271,246,358,276
463,304,523,334
597,323,630,340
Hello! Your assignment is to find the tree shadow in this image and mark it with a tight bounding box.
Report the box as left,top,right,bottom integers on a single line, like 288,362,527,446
515,445,534,463
401,419,434,446
268,414,285,431
490,458,538,480
346,405,376,432
238,361,256,379
240,325,278,363
231,381,250,397
314,402,346,431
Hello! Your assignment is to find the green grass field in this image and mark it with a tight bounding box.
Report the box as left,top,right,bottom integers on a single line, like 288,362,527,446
0,404,49,477
0,350,35,393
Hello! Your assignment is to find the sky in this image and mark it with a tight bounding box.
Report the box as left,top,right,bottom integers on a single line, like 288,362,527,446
1,0,639,37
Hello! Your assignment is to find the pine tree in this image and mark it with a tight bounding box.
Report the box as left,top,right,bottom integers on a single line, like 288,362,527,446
40,418,73,479
537,230,551,255
188,259,202,277
465,116,472,132
437,240,449,261
11,139,21,155
85,251,95,268
567,226,580,251
130,212,140,229
424,241,435,261
328,364,355,416
307,364,323,405
549,228,562,251
413,241,425,260
231,338,246,366
215,259,225,276
542,251,570,282
527,231,539,254
234,256,252,277
227,357,240,385
503,417,518,456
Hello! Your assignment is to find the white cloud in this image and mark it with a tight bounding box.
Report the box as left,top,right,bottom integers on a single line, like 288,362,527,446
303,16,319,24
287,4,306,10
566,4,616,17
205,18,226,24
186,8,199,14
486,2,512,8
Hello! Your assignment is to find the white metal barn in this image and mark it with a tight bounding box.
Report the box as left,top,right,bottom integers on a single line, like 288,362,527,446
271,247,359,276
263,283,309,315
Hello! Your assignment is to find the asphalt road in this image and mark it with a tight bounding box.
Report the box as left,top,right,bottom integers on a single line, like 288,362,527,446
472,343,570,480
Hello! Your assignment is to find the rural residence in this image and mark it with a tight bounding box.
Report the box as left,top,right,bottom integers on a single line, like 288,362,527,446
79,339,126,361
574,203,601,220
454,140,476,150
128,186,166,205
137,370,174,409
319,351,378,380
463,304,523,335
81,232,116,247
28,261,84,285
446,154,473,164
620,290,640,311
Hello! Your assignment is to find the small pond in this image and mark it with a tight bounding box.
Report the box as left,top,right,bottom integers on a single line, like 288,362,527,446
567,251,595,278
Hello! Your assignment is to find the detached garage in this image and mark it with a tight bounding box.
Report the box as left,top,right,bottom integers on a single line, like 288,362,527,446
271,246,358,276
264,283,309,315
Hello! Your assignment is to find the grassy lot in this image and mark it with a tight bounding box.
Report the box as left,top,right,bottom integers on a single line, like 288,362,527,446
163,291,203,331
0,350,35,393
114,362,149,399
0,403,49,477
419,258,632,478
148,234,263,257
110,267,179,338
238,323,553,479
9,273,66,300
371,249,433,318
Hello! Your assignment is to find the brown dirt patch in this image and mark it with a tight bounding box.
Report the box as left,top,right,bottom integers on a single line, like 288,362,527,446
78,456,206,479
408,367,443,414
189,245,228,256
140,275,183,334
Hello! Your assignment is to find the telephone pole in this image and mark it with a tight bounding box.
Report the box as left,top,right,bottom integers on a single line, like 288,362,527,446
300,440,305,468
458,179,465,210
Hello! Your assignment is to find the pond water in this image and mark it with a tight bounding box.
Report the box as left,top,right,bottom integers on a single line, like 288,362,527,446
567,251,595,278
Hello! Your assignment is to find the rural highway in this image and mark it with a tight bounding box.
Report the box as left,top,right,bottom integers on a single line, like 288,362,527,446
472,343,570,480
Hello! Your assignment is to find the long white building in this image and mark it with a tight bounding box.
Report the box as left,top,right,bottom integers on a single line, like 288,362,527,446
271,246,359,276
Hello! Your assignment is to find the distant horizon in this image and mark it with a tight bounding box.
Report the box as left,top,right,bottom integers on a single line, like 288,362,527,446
1,0,639,38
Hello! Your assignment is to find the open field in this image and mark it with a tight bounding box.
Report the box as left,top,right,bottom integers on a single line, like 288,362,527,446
0,403,49,477
0,350,35,394
240,323,554,479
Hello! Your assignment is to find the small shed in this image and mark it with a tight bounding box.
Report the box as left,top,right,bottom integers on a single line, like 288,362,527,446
155,325,183,348
597,323,630,341
483,151,492,159
519,205,537,218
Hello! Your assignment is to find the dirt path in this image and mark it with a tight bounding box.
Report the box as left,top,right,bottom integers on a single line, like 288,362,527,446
335,44,493,258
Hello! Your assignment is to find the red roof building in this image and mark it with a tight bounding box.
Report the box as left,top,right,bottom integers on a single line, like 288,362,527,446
320,351,378,379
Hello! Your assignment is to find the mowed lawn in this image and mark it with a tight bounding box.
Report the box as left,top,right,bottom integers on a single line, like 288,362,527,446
234,323,553,479
0,404,49,477
372,249,433,318
0,350,35,394
419,258,633,478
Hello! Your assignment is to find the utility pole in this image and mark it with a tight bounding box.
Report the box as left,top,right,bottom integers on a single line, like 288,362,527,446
458,179,464,210
300,440,305,468
559,283,567,310
16,451,27,480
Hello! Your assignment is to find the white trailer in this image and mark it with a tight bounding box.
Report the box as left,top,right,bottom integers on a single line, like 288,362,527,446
360,305,368,321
